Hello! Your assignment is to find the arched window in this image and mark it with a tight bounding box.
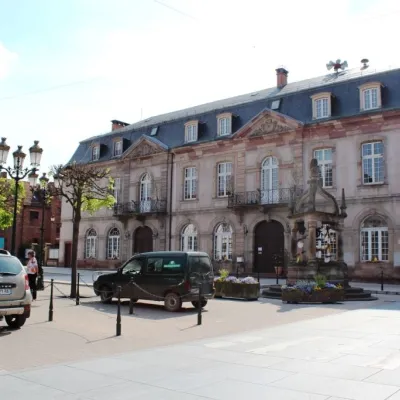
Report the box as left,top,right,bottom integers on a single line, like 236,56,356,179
85,229,97,259
107,228,120,259
261,156,279,204
181,224,198,252
214,223,233,261
360,216,388,262
140,173,152,212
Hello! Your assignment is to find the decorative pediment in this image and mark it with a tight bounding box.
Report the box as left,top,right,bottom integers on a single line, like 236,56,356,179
235,109,303,139
124,136,167,159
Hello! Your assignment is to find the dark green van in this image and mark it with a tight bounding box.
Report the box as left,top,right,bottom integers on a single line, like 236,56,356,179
93,251,214,312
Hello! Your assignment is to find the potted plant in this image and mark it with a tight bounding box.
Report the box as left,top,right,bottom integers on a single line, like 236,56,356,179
281,274,344,303
214,269,260,300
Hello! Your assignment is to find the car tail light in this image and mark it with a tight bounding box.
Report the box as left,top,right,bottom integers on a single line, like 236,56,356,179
25,274,30,290
184,279,191,292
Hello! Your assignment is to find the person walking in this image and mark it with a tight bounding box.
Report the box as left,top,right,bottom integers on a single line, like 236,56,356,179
26,250,38,300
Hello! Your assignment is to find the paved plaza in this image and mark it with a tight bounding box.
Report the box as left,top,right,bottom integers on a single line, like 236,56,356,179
2,283,400,399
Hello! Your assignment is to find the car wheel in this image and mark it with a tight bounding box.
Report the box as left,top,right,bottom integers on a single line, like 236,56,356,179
5,315,26,329
100,286,113,304
164,292,182,312
191,300,208,309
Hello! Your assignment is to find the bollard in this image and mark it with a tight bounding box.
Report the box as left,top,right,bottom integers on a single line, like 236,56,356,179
381,268,384,291
76,273,80,306
197,284,202,326
129,278,134,315
116,286,122,336
48,279,54,322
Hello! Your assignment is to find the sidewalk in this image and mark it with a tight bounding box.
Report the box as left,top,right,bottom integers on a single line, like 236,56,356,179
3,295,400,399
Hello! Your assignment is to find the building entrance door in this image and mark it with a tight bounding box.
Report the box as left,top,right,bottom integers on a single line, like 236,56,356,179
133,226,153,254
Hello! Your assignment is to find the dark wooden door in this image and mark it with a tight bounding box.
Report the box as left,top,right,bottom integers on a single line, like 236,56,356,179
64,242,72,267
254,220,284,273
134,226,153,254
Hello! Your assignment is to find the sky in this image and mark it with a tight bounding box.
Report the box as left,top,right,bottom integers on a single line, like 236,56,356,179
0,0,399,172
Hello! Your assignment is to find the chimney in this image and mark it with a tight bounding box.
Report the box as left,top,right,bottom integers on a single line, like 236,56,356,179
276,67,288,89
111,120,129,131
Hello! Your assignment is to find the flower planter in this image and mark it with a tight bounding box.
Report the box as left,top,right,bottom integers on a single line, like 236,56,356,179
214,282,260,300
282,288,345,303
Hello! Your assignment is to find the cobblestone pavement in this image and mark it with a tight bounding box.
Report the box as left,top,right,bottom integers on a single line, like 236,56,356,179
2,284,400,399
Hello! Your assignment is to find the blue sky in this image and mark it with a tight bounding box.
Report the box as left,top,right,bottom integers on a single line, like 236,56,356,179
0,0,398,171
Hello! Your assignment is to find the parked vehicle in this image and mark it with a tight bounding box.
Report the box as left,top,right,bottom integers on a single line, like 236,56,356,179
0,249,11,255
93,251,214,312
0,253,32,328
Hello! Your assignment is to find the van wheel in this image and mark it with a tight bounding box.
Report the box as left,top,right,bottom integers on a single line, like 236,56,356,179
192,300,208,309
100,286,113,304
5,315,26,329
164,292,182,312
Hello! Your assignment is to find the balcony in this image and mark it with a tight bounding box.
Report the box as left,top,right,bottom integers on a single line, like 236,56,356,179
228,188,302,208
113,199,167,217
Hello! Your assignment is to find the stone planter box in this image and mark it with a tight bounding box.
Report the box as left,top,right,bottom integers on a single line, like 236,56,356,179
214,282,260,300
282,288,345,303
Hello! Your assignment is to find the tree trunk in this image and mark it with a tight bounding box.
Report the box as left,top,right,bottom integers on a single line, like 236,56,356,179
70,207,81,298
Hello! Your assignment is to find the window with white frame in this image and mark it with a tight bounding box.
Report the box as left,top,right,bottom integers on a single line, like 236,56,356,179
113,177,121,203
107,228,120,259
92,145,100,161
213,223,233,261
181,224,198,251
315,98,329,119
218,117,231,136
362,141,384,184
183,167,197,200
360,216,389,262
217,162,232,197
185,124,198,143
363,88,379,110
314,148,333,188
113,140,122,157
85,229,97,259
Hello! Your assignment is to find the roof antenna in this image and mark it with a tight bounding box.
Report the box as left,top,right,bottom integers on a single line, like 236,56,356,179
326,59,348,73
361,59,369,70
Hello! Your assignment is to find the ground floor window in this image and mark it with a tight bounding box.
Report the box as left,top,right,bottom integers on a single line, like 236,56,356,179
85,228,97,258
107,228,120,259
360,216,389,261
181,224,198,251
214,223,233,261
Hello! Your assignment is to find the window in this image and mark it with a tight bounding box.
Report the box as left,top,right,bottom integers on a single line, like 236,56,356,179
113,141,122,157
362,142,384,184
122,258,144,275
363,88,378,110
113,177,121,203
146,256,184,274
218,117,231,136
214,223,233,261
217,162,232,197
185,124,198,143
261,156,279,204
315,98,329,119
140,173,152,212
92,145,100,161
85,229,97,259
29,211,39,221
360,216,388,262
314,149,333,188
184,167,197,200
181,224,198,252
107,228,120,259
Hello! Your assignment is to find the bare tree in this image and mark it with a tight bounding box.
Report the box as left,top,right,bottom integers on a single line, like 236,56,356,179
50,163,115,297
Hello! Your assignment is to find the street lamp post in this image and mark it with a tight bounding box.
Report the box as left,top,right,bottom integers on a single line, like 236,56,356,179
31,173,51,290
0,138,43,256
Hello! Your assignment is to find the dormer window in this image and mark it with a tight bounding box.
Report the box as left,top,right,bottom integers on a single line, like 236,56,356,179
113,140,122,157
217,113,232,136
91,145,100,161
359,82,382,111
184,121,198,143
311,92,332,120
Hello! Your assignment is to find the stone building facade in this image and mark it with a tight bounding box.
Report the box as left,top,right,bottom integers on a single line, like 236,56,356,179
60,63,400,279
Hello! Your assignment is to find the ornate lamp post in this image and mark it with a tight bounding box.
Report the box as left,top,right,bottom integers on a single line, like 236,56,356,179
0,137,43,255
31,173,52,290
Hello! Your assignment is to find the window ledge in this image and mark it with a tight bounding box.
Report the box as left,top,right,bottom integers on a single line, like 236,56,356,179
357,183,388,189
213,196,230,200
180,198,199,203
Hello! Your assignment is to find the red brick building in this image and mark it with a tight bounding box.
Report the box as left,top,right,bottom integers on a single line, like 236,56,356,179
0,180,62,259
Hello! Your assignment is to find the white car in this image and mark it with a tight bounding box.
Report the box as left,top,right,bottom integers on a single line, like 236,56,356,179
0,253,32,328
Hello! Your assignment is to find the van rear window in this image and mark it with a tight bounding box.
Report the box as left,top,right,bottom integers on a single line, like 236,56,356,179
0,257,23,274
188,256,213,275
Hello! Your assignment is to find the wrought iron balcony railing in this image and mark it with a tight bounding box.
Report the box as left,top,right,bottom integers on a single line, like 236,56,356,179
228,188,302,208
113,199,167,216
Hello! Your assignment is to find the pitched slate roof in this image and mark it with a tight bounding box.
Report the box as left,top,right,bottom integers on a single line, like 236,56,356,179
69,65,400,164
